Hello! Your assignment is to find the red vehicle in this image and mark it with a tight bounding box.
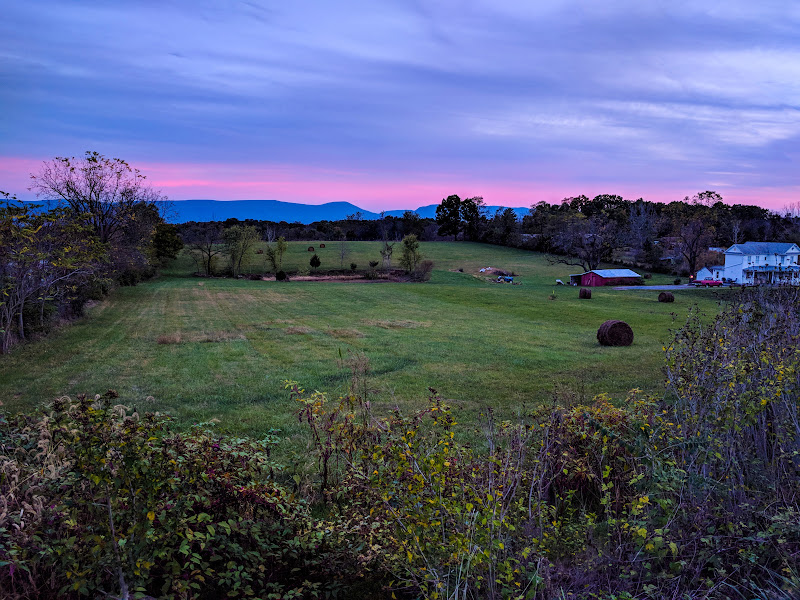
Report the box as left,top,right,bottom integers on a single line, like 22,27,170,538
694,279,723,287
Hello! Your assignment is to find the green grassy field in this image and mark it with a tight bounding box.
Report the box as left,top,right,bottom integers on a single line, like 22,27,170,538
1,242,728,454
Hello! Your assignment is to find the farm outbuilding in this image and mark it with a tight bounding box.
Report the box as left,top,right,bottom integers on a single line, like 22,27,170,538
569,269,641,287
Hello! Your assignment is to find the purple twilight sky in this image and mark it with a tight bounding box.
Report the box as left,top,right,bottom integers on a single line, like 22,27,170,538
2,1,799,211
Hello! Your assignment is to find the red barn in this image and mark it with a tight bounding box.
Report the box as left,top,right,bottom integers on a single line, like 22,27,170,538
569,269,641,287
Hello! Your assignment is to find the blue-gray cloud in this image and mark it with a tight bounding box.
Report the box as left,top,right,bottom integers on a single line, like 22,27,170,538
2,0,799,199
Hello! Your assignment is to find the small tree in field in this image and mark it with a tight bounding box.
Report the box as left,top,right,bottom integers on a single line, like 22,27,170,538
223,225,259,277
265,236,288,273
338,238,350,270
310,253,321,271
399,234,422,273
185,222,223,276
380,239,394,270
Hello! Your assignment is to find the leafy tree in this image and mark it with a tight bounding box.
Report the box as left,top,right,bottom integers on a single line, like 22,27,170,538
399,234,422,273
400,210,425,238
692,189,723,207
0,201,103,353
310,253,321,271
265,236,288,273
150,223,184,266
568,193,630,227
436,194,462,239
223,225,259,277
435,194,487,241
460,196,486,241
485,207,519,246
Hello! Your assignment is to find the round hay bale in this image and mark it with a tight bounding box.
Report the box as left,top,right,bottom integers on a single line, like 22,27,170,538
597,320,634,347
658,291,675,303
307,246,315,252
319,243,326,248
579,288,592,299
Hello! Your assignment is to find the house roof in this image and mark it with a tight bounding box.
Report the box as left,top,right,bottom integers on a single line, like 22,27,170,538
725,242,800,255
587,269,641,278
695,266,723,275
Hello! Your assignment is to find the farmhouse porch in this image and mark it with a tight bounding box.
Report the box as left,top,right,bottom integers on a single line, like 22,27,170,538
743,265,800,285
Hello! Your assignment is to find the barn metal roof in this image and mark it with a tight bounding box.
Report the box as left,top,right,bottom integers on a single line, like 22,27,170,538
589,269,641,278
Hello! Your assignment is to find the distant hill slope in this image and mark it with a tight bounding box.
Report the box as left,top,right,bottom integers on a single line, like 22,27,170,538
160,200,381,223
23,199,529,224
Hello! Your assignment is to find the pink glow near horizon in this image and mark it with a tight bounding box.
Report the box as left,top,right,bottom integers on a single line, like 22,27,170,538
1,156,797,212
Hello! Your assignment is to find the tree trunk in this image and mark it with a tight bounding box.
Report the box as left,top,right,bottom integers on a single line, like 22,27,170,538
18,300,25,341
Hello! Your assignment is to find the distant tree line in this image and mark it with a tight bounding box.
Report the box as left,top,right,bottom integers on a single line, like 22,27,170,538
434,192,800,276
0,152,182,353
523,192,800,275
177,210,437,246
179,191,800,278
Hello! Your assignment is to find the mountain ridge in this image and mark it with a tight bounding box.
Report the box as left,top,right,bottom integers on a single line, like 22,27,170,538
19,198,530,224
159,199,529,224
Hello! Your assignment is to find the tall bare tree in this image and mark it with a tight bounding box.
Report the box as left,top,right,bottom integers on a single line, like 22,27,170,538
186,222,224,276
29,151,167,245
548,215,618,273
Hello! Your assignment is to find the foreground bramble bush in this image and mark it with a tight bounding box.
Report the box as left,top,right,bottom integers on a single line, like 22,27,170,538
0,392,351,600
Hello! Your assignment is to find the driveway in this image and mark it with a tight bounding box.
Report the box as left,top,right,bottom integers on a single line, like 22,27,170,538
612,284,703,290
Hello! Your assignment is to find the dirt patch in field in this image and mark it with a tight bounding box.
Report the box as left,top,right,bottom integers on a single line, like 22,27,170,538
288,274,398,283
328,328,365,339
214,291,299,303
156,331,247,344
285,326,314,335
199,331,246,343
362,319,432,329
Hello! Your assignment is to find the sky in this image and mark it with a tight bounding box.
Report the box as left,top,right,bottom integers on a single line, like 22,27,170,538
2,1,799,212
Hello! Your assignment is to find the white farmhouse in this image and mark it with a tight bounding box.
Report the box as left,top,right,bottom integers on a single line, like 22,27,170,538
719,242,800,284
